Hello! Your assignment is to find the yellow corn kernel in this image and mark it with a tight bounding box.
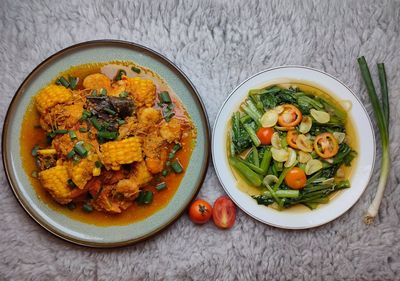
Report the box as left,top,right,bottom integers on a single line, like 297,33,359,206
125,77,156,107
92,167,101,177
35,85,72,114
70,159,94,189
100,137,143,169
37,148,57,155
38,165,71,204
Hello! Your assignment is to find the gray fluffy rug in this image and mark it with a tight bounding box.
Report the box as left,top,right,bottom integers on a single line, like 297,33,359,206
1,0,400,280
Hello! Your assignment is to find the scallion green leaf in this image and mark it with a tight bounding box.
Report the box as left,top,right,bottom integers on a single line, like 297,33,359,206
131,66,141,73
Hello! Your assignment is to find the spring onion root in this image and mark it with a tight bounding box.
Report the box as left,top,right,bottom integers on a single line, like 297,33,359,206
357,56,390,224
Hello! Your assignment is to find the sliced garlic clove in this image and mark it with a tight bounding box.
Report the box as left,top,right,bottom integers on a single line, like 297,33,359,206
271,132,282,149
341,100,352,112
296,134,313,152
305,159,323,175
260,110,278,127
333,132,346,144
310,109,330,124
299,116,312,134
271,147,289,162
274,105,284,114
336,166,345,178
263,175,279,187
298,151,312,163
284,148,298,167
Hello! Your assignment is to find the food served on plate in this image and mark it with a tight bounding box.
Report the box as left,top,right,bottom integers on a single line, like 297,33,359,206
21,61,196,224
228,84,357,210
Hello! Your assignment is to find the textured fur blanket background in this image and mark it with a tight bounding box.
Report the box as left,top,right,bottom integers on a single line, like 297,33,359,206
1,0,400,280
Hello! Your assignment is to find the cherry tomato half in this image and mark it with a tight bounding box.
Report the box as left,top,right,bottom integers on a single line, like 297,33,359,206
286,130,299,149
314,132,339,158
213,196,236,229
284,167,307,189
256,127,274,145
277,104,302,127
189,199,213,224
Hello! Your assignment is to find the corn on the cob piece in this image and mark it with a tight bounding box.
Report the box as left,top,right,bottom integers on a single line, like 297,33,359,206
100,137,143,170
35,85,72,114
125,77,156,107
70,159,95,189
38,165,72,204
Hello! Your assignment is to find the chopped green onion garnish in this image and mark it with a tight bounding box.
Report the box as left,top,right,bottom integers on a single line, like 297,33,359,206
72,154,81,164
68,76,78,90
95,160,103,168
67,179,77,188
103,107,116,115
131,66,141,73
58,76,69,88
116,119,125,125
161,169,169,177
167,103,175,110
143,191,153,204
74,141,88,157
69,130,77,140
31,145,40,157
119,91,129,98
54,129,68,134
99,88,107,96
164,112,175,122
80,110,92,120
168,152,175,159
47,132,56,138
67,202,76,210
136,191,153,204
171,160,183,173
156,182,167,191
82,203,93,213
31,171,38,178
89,117,102,130
66,150,76,159
97,131,118,140
91,89,97,96
159,91,172,104
166,161,171,167
172,143,182,153
79,127,88,132
115,69,127,81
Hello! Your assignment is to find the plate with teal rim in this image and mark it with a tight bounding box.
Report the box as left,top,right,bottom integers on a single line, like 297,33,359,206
2,40,210,247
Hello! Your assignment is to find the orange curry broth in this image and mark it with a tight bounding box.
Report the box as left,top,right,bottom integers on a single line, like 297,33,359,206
20,62,196,226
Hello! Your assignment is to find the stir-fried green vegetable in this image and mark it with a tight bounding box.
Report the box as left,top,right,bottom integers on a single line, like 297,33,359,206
357,56,390,224
229,84,357,210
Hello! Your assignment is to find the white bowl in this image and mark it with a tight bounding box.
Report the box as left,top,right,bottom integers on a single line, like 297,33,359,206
212,66,375,229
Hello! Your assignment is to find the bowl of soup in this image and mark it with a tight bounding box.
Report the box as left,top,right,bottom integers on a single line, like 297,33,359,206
212,66,375,229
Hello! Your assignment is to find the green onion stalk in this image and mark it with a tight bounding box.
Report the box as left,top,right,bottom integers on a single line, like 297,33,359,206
357,56,390,224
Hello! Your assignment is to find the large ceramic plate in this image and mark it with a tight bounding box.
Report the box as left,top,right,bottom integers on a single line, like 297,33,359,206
212,66,375,229
2,40,209,247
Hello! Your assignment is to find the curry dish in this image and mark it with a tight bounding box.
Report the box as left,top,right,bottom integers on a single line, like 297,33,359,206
21,62,196,225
